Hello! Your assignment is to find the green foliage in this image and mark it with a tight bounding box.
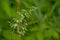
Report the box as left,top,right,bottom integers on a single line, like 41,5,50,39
0,0,60,40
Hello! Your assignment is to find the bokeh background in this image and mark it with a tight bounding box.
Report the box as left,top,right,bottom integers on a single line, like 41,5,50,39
0,0,60,40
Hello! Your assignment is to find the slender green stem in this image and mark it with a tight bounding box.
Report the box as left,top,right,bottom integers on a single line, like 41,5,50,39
16,0,20,12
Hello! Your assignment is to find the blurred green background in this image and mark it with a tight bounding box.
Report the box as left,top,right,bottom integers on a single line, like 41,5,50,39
0,0,60,40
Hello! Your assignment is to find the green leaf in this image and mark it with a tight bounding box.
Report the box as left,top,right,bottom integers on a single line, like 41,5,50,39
3,30,21,40
36,32,44,40
30,25,39,32
24,34,36,40
1,0,18,17
52,31,59,39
